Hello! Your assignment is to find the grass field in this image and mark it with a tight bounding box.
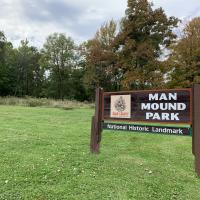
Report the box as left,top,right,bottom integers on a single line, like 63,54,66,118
0,105,200,200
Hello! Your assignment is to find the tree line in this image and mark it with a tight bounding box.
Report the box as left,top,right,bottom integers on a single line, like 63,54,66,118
0,0,200,101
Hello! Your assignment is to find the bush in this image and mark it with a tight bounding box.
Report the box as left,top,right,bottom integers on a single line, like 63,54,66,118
0,96,93,109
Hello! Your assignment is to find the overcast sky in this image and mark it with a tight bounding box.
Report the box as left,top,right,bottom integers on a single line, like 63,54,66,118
0,0,200,48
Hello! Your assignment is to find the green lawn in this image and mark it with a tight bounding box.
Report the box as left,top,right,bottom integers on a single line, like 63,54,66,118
0,105,200,200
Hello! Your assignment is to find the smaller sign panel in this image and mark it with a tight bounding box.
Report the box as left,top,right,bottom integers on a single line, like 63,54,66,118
110,95,131,118
102,122,191,136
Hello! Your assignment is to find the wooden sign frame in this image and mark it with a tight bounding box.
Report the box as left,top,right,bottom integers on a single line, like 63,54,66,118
103,88,192,124
90,85,200,176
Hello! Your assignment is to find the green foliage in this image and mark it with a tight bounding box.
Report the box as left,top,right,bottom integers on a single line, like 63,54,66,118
0,31,6,63
0,31,10,95
14,40,44,97
0,106,200,199
42,33,77,99
69,67,89,101
0,31,88,101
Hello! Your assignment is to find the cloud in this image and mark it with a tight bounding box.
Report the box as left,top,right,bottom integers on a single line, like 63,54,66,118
0,0,127,47
21,0,83,23
152,0,200,18
0,0,199,48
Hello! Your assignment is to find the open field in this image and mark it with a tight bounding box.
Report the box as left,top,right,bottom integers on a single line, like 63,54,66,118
0,105,200,200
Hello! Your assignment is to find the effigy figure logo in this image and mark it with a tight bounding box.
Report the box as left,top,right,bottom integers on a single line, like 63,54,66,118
114,96,126,112
110,95,131,118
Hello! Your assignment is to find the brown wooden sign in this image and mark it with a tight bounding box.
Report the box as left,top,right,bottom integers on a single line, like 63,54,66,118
90,85,200,177
103,89,192,124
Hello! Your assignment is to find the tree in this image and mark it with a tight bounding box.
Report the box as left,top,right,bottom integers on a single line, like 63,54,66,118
168,17,200,88
83,20,119,99
0,31,7,95
0,31,6,63
14,40,43,96
42,33,76,99
116,0,179,90
0,32,16,96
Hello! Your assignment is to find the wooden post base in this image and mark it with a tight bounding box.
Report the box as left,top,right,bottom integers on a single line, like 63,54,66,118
195,154,200,177
90,116,101,153
90,88,103,153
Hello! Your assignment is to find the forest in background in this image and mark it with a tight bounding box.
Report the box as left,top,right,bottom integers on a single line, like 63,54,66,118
0,0,200,101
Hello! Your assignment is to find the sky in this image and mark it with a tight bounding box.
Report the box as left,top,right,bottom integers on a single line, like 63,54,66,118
0,0,200,48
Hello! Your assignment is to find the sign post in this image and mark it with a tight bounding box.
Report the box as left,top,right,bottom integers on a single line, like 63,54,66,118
90,85,200,176
90,88,103,153
193,84,200,176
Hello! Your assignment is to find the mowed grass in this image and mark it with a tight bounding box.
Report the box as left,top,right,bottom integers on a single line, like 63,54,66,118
0,106,200,200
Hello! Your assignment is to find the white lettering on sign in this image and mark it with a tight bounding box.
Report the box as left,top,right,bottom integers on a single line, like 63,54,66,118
149,93,177,101
152,127,183,135
146,112,180,121
141,92,187,121
141,103,187,111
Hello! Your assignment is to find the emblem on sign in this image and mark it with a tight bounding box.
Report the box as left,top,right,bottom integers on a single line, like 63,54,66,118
114,96,126,112
110,95,131,118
